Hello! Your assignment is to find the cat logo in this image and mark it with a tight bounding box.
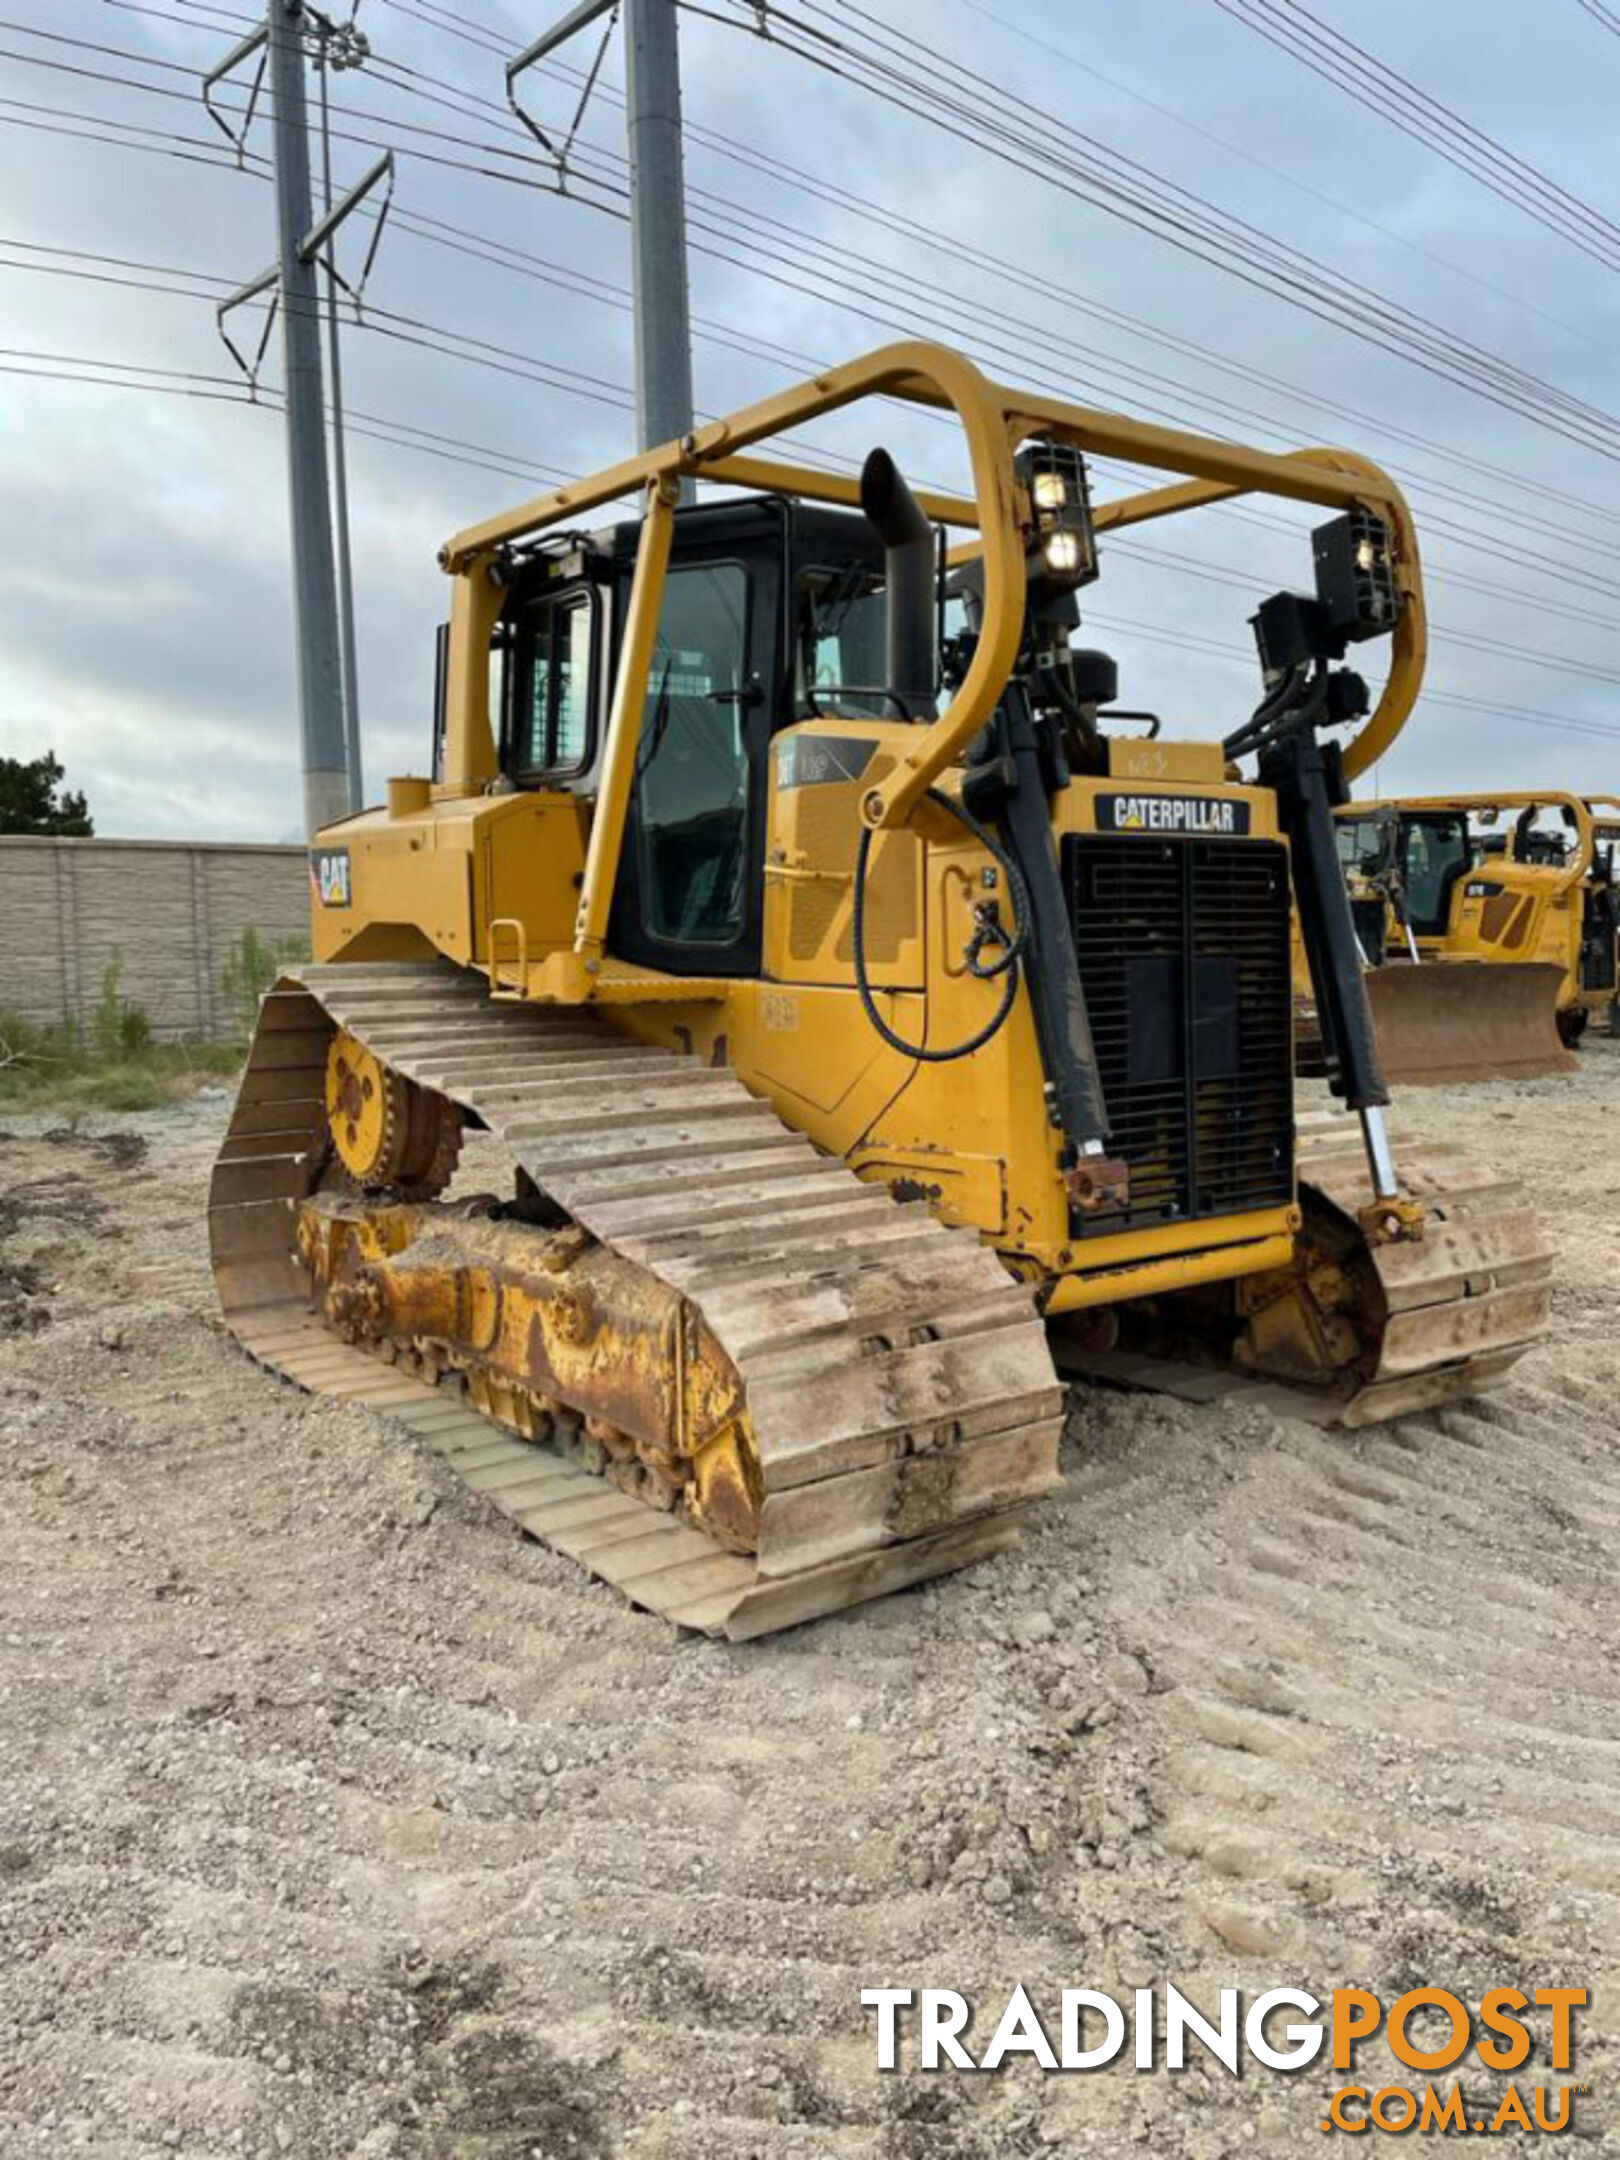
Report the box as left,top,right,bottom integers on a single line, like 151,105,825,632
310,847,352,908
1097,793,1251,837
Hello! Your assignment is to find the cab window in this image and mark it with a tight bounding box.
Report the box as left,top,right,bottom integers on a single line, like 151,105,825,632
794,565,889,718
1336,816,1383,876
506,590,593,778
634,562,751,946
1401,814,1470,935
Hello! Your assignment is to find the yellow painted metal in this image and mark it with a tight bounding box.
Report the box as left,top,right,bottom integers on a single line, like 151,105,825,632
575,477,680,961
1105,738,1226,784
704,452,980,530
764,720,926,991
310,789,586,970
326,1031,390,1181
441,556,507,793
1041,1233,1297,1313
1350,790,1597,1013
1360,790,1594,893
428,338,1423,830
608,767,1294,1298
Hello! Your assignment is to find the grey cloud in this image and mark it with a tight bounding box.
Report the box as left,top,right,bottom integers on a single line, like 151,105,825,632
0,0,1615,834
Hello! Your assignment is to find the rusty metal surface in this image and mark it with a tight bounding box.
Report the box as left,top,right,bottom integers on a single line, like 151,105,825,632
1365,960,1577,1085
1057,1121,1554,1427
208,962,1060,1635
298,1194,760,1549
1229,1127,1555,1414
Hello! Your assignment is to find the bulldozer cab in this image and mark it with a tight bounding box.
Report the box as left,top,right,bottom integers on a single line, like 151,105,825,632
460,499,893,978
1396,810,1471,937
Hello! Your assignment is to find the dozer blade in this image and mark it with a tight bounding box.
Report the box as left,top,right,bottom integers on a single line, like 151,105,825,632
1364,959,1577,1085
208,962,1062,1640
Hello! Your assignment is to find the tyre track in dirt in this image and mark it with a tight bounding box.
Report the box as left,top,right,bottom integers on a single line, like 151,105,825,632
2,1053,1617,2155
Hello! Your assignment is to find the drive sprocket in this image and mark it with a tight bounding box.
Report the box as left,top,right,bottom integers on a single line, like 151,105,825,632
325,1029,463,1196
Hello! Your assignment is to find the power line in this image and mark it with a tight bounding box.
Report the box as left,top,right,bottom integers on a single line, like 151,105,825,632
145,0,1614,565
344,6,1620,559
0,235,638,412
944,0,1607,358
15,33,1620,626
1210,0,1620,274
24,4,1620,695
688,0,1620,467
9,330,1618,752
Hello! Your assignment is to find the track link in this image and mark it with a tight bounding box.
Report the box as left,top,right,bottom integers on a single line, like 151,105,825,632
209,962,1062,1638
1287,1121,1556,1426
1055,1111,1555,1424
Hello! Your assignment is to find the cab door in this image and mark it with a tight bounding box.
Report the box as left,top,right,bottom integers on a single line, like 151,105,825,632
609,536,779,976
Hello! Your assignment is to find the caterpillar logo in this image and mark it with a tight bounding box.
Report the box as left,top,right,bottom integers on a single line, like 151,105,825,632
1098,793,1251,837
310,847,352,908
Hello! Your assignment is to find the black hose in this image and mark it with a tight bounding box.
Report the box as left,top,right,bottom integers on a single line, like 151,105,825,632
852,787,1030,1062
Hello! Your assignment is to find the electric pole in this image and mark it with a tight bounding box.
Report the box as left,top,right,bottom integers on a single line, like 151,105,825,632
508,0,696,466
623,0,695,457
268,0,349,838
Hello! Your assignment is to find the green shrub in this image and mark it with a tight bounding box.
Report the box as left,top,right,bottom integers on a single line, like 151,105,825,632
93,957,153,1060
221,926,310,1038
0,983,241,1112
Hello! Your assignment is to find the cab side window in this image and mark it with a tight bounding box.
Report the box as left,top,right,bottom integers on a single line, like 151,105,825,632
506,591,593,779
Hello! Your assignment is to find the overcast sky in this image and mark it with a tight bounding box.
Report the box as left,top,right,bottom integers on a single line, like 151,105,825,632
2,0,1617,840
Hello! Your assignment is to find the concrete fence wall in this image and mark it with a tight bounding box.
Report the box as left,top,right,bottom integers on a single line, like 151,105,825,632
0,837,309,1043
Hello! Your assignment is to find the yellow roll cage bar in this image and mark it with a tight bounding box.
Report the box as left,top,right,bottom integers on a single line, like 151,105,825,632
435,338,1426,964
1350,791,1598,895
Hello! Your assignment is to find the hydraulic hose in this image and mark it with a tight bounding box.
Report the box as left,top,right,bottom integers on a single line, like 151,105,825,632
852,787,1030,1062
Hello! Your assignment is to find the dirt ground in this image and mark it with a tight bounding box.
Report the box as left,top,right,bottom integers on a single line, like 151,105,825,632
2,1050,1617,2158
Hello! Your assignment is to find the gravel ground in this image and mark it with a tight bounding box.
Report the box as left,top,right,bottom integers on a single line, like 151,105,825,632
1,1050,1617,2157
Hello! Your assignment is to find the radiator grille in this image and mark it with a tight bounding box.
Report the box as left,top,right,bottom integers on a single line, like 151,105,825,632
1062,833,1294,1232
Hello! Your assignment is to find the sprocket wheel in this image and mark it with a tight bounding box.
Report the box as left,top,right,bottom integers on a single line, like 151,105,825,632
324,1030,463,1197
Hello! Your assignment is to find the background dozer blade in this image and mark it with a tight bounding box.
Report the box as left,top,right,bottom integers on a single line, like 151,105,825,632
1365,959,1576,1085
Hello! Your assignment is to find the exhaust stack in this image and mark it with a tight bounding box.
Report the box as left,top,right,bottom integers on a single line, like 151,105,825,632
860,448,938,721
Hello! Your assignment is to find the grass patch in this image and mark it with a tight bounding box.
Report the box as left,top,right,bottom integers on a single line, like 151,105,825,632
0,1021,243,1112
1,959,242,1112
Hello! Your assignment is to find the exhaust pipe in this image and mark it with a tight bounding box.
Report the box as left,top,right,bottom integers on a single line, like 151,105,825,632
860,448,938,721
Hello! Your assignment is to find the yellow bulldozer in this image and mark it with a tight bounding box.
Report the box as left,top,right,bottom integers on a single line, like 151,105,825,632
210,342,1554,1637
1334,791,1620,1082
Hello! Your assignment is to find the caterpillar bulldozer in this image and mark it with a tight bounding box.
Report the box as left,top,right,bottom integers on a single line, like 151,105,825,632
1334,790,1619,1083
210,342,1554,1638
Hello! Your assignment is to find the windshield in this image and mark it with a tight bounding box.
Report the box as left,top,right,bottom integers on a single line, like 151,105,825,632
795,565,890,719
1400,814,1470,934
1336,816,1386,876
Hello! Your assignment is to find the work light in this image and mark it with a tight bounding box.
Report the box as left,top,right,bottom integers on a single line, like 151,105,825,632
1312,509,1399,642
1015,439,1098,592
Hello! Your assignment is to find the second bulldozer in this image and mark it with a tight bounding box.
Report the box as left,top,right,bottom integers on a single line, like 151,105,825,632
1336,791,1619,1082
211,342,1555,1637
